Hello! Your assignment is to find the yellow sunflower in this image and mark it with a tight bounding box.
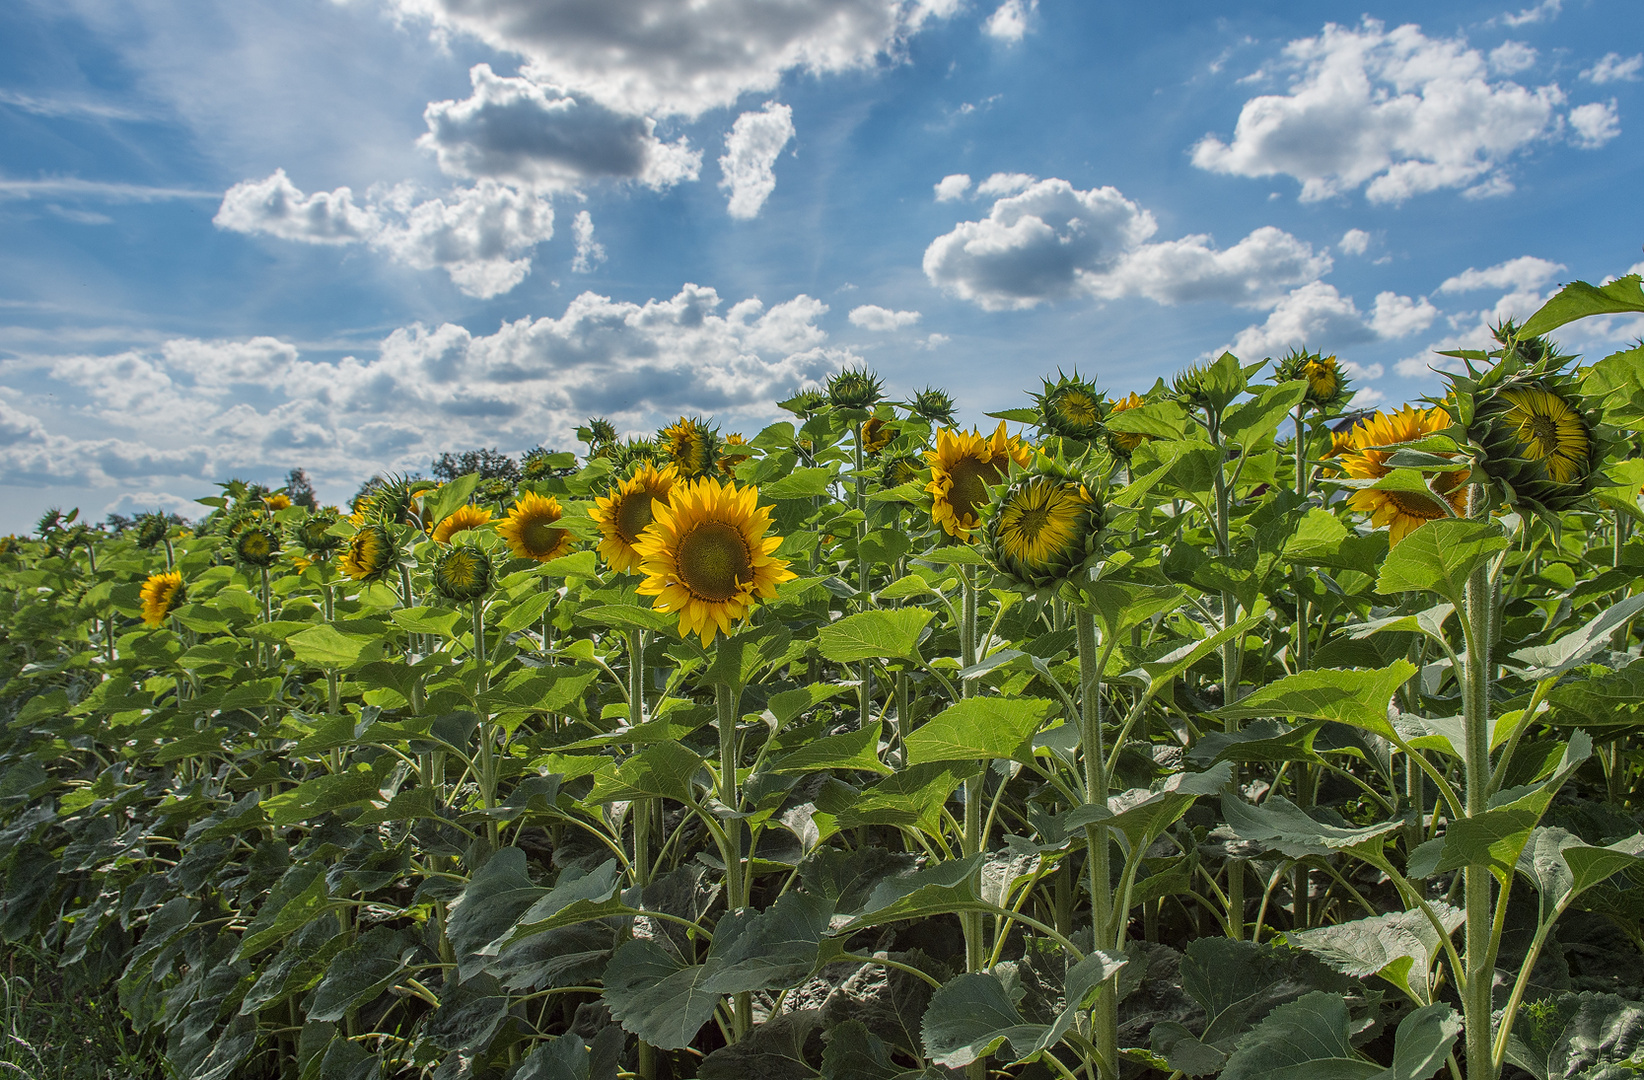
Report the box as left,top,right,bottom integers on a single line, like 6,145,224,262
987,474,1101,589
1340,405,1467,545
719,432,752,477
1107,392,1150,453
659,416,720,479
1301,355,1344,407
591,463,679,573
633,477,795,645
340,524,397,581
925,422,1033,540
859,417,895,453
1491,386,1590,485
140,571,185,627
431,504,493,544
263,493,291,512
496,491,573,562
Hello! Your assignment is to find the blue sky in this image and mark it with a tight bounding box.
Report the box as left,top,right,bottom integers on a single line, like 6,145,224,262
1,0,1640,528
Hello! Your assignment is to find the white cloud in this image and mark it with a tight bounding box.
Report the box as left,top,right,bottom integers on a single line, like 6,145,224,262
0,178,218,203
923,178,1329,311
1488,41,1537,75
1339,228,1372,255
719,101,796,219
848,304,921,330
975,172,1036,197
103,491,203,519
571,210,606,273
419,64,702,191
1569,100,1621,148
7,284,853,492
983,0,1035,43
215,172,555,298
1225,281,1433,360
1584,53,1643,84
1501,0,1560,27
1437,255,1565,293
934,173,973,201
1192,19,1577,203
377,0,960,119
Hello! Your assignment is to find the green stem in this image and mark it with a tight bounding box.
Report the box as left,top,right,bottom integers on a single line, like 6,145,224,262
1075,608,1117,1080
1460,485,1497,1080
473,599,498,850
714,680,751,1039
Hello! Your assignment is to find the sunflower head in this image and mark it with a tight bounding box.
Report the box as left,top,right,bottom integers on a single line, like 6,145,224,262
881,453,924,489
779,388,829,419
497,491,574,562
909,386,958,426
140,571,185,627
925,422,1034,540
581,416,620,456
296,509,343,555
133,512,171,550
633,476,796,645
263,493,292,512
613,437,662,470
1441,326,1604,517
1105,392,1152,457
1274,348,1352,411
35,507,65,535
521,448,572,481
591,462,679,572
659,416,722,479
984,466,1104,592
859,417,896,454
361,475,429,528
1339,405,1468,545
719,432,752,477
235,526,280,568
827,366,884,410
431,503,493,544
1034,372,1107,442
340,524,398,582
432,544,492,602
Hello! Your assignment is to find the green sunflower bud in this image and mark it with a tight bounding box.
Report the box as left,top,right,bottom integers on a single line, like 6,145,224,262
827,366,884,409
235,526,280,568
1273,348,1352,411
432,544,492,602
909,385,958,426
779,388,829,419
1034,372,1107,442
296,510,342,555
659,417,721,479
133,512,171,550
984,467,1104,592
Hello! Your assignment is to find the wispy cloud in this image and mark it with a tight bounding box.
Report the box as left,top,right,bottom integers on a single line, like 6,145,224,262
0,89,154,122
0,177,219,202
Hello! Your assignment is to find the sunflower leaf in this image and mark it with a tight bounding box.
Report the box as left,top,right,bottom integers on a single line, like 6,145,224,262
905,697,1057,765
1375,518,1510,606
1521,274,1644,337
1209,662,1417,741
818,609,933,663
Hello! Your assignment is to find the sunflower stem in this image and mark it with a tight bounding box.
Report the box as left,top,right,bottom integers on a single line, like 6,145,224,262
714,679,751,1039
854,424,872,730
473,599,498,850
1460,483,1497,1080
259,566,274,670
1075,607,1118,1080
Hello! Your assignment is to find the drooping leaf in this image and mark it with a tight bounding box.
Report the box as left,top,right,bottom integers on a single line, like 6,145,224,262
308,927,410,1023
769,722,891,776
602,939,720,1051
1210,662,1416,740
699,1010,824,1080
1286,904,1463,1005
586,742,704,804
1375,519,1509,606
1504,991,1644,1080
921,951,1127,1068
702,892,833,994
818,609,933,663
905,697,1056,765
286,624,387,669
1522,275,1644,336
1508,595,1644,680
1221,794,1404,859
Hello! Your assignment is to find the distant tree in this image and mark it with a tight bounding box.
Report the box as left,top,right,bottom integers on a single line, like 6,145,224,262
431,448,521,483
286,468,318,508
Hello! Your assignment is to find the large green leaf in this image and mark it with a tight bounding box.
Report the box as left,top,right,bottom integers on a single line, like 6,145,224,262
1516,827,1644,925
702,892,833,994
1221,794,1403,859
1546,662,1644,730
769,722,890,776
514,1028,622,1080
1508,595,1644,680
1286,904,1462,1005
1522,275,1644,336
833,763,968,831
1221,992,1458,1080
920,951,1127,1068
761,466,836,499
700,1011,824,1080
1375,519,1509,606
603,939,720,1050
586,742,704,804
1063,764,1233,847
444,848,546,978
905,697,1056,765
286,624,387,669
262,766,383,827
818,609,933,663
1223,381,1307,452
1210,662,1417,740
840,853,985,931
308,927,410,1023
1505,991,1644,1080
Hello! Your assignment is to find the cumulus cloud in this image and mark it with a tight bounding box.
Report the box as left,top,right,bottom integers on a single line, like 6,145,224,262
923,178,1329,311
1339,228,1372,255
848,305,921,330
1584,53,1643,84
719,101,796,219
983,0,1035,42
1437,255,1565,294
570,210,606,273
975,172,1036,197
1396,255,1569,378
1226,282,1434,359
1192,19,1587,203
419,64,702,191
934,173,973,201
215,172,554,298
378,0,960,119
1488,41,1537,75
6,285,852,492
1501,0,1560,27
1569,100,1621,148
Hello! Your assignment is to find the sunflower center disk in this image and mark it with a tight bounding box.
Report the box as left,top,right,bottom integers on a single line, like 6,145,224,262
522,519,566,555
947,459,1001,522
616,493,656,544
678,523,752,602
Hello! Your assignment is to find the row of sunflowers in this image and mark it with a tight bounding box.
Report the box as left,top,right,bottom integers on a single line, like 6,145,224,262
2,273,1644,1080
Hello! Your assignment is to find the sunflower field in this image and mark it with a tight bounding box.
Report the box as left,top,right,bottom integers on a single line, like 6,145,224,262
3,276,1644,1080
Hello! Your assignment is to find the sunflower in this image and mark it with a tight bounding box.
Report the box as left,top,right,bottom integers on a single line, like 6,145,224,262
340,524,398,581
263,493,292,512
660,416,721,479
140,571,185,627
133,512,170,550
827,367,884,409
1480,385,1591,486
780,389,829,419
925,423,1033,540
1274,349,1352,411
496,491,574,562
235,527,280,568
909,386,958,426
985,472,1103,591
1340,405,1467,544
859,417,895,453
432,544,492,602
296,509,342,555
1035,373,1106,441
1106,392,1150,455
881,453,923,489
431,504,493,544
633,477,795,645
591,463,679,572
719,433,752,477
